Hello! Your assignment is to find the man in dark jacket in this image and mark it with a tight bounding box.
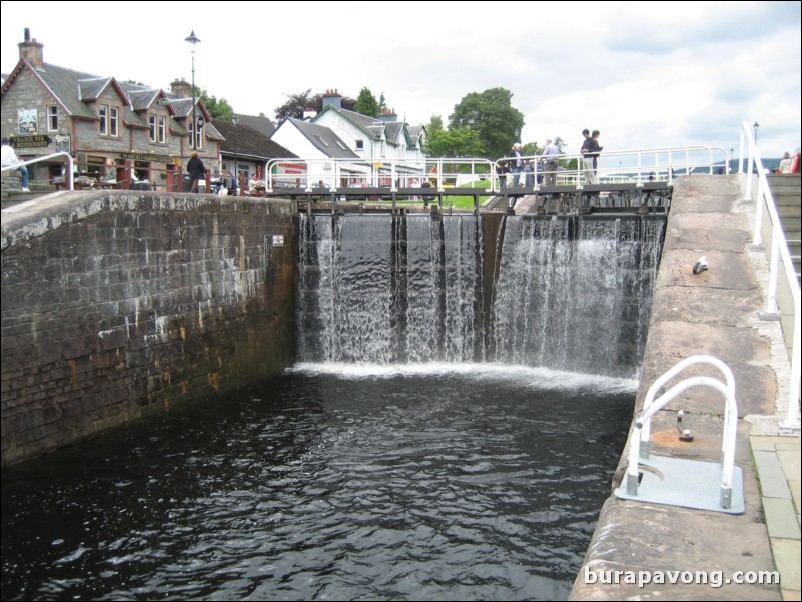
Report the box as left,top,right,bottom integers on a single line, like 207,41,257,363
187,151,206,193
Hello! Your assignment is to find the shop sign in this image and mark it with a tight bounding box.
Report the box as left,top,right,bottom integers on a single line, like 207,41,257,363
11,135,51,148
120,152,171,163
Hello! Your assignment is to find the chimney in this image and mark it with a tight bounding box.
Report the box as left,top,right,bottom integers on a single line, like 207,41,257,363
170,77,190,98
378,107,397,122
322,89,342,110
303,106,317,120
18,28,44,67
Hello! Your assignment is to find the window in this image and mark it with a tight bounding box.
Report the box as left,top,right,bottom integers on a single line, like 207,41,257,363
149,115,166,143
47,106,59,131
189,121,203,150
334,139,348,151
314,135,329,147
99,105,119,137
99,105,108,135
355,140,364,150
109,107,118,137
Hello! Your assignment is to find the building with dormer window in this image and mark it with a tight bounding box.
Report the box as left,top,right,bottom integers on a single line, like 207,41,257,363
308,90,426,183
1,29,221,191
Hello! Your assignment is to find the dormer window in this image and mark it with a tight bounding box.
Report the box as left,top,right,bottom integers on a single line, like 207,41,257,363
149,114,167,143
99,105,119,137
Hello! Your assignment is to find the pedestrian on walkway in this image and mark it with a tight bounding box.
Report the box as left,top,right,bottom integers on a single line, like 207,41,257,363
187,151,206,193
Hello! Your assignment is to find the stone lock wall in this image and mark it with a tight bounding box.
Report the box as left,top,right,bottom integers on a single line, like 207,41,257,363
1,192,296,466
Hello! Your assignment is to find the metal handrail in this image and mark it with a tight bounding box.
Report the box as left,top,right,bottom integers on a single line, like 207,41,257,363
626,356,739,509
264,145,728,196
2,152,74,191
638,355,736,461
738,121,801,430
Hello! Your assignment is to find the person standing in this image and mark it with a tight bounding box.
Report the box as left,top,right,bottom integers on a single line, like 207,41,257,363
509,143,523,187
542,139,560,187
778,152,792,174
187,151,206,193
591,130,603,178
524,159,535,188
1,138,30,192
580,129,596,185
497,160,509,190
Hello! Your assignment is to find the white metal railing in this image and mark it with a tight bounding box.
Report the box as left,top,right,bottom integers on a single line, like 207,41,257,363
626,355,739,509
264,145,728,195
2,152,74,191
738,121,801,430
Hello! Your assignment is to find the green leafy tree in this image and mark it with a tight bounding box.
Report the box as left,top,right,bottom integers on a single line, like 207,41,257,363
199,90,233,121
427,115,444,135
448,87,525,160
354,87,380,117
522,142,542,156
274,89,357,122
426,127,485,157
188,86,234,120
274,89,316,122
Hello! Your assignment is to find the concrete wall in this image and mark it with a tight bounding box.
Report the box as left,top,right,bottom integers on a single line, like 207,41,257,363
570,175,782,600
1,191,296,466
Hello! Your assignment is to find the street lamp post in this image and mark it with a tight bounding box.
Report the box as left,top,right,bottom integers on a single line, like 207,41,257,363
232,114,239,196
753,122,759,145
184,30,200,150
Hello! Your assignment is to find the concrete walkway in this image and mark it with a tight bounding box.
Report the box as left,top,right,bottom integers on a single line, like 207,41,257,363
751,434,801,600
571,174,800,600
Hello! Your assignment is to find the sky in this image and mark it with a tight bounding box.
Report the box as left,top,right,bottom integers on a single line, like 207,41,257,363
1,0,800,159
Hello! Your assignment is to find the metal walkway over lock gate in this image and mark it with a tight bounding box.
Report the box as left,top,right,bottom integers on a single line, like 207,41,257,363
258,144,729,213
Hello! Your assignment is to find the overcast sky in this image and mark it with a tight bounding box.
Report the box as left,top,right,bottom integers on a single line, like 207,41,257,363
2,1,800,159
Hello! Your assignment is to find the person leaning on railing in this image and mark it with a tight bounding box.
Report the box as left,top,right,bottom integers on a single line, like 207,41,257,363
542,139,560,187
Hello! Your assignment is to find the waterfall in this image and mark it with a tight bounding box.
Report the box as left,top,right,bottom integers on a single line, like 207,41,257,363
492,216,664,378
297,213,664,376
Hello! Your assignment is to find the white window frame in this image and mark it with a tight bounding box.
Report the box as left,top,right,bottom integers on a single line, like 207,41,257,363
149,114,157,142
47,105,59,132
109,107,119,137
189,121,203,150
99,105,108,135
158,116,167,144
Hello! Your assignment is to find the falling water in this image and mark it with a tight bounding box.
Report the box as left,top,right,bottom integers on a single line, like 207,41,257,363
297,212,665,376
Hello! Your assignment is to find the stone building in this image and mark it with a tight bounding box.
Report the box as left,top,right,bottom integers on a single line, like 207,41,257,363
1,29,221,191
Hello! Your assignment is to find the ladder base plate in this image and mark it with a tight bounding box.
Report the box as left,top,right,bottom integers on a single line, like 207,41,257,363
613,455,745,514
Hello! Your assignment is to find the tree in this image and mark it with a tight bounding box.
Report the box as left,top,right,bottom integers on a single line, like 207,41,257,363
199,90,233,121
188,86,234,121
426,127,484,157
448,87,525,161
427,115,444,135
274,89,357,122
274,89,316,122
354,87,380,117
522,142,542,156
